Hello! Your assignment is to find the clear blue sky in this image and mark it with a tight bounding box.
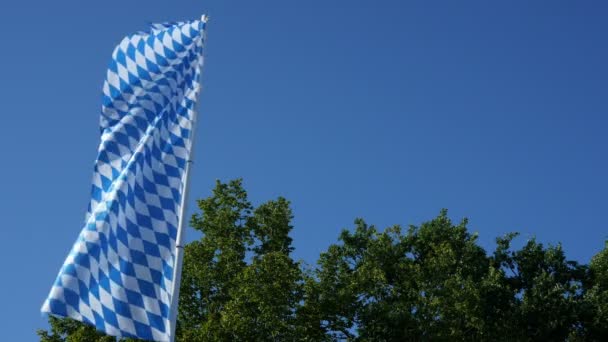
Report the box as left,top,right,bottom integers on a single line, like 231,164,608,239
1,1,607,340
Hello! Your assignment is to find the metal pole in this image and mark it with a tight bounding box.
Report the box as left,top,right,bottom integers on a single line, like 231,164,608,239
168,14,208,342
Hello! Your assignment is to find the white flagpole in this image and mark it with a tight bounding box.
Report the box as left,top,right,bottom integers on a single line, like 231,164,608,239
168,14,208,342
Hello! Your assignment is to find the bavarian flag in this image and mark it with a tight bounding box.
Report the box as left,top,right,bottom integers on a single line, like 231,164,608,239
42,17,207,342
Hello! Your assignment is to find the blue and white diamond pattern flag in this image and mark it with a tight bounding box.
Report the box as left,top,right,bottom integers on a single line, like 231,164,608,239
42,17,206,342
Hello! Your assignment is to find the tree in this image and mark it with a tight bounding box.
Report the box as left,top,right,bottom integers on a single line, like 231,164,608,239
582,242,608,339
177,180,303,341
297,211,601,341
496,237,587,341
300,211,507,341
176,179,253,341
39,180,608,341
38,316,118,342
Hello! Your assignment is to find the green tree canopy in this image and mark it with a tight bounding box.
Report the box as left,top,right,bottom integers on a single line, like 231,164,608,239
39,180,608,341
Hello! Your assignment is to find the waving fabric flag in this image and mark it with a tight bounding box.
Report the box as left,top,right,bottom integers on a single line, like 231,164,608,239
42,17,206,342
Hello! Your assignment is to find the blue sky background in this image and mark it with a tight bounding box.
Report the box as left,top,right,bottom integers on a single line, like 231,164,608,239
0,1,607,340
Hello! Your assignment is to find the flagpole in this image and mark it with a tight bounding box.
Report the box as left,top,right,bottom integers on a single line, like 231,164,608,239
168,14,208,342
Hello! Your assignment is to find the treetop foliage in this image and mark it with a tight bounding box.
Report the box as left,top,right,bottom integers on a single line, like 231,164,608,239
39,179,608,341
